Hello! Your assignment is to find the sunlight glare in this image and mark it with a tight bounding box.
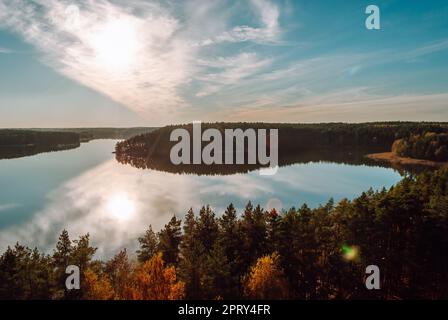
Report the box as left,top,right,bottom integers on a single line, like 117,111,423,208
107,193,136,221
91,18,140,72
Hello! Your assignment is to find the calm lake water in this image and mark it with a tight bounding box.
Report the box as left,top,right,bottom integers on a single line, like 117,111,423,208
0,140,402,258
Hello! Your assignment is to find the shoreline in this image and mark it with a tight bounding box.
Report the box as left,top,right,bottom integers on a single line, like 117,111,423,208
366,152,447,168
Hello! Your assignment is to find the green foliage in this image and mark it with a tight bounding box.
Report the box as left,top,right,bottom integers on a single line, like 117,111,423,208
0,244,54,299
1,168,448,299
136,225,159,263
158,216,182,266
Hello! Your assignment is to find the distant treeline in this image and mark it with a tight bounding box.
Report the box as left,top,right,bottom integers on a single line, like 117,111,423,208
0,130,80,160
0,130,79,147
1,167,447,300
0,128,156,160
393,132,448,162
116,122,448,174
37,127,157,142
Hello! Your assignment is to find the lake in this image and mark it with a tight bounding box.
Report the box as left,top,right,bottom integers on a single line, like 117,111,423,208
0,139,402,258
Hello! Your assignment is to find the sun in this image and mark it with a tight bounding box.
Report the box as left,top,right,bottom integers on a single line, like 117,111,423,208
90,18,140,72
107,193,136,221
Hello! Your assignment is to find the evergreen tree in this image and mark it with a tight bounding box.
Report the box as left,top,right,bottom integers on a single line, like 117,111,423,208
105,249,133,299
52,230,73,299
196,205,219,253
158,215,182,266
136,225,159,263
179,208,204,299
219,203,242,298
240,203,268,271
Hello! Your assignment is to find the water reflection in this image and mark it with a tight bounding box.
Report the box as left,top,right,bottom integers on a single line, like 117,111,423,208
0,140,403,259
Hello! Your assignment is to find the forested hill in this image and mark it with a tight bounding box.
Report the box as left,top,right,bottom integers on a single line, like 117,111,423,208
115,122,448,174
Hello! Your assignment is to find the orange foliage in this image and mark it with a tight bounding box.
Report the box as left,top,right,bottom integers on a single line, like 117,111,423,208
129,252,185,300
83,269,115,300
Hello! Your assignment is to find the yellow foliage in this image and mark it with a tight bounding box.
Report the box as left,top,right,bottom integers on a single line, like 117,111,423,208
129,252,185,300
243,252,290,300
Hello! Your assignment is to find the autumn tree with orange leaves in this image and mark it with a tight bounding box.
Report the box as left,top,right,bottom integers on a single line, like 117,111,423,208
128,252,185,300
83,269,115,300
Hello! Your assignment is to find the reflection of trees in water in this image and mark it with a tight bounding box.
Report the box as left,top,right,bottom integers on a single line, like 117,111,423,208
115,123,448,175
115,144,430,176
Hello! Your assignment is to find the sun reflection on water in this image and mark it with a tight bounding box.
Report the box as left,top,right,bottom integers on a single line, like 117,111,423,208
106,193,136,221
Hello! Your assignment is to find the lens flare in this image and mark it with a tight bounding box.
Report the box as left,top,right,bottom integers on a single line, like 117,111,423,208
342,245,359,262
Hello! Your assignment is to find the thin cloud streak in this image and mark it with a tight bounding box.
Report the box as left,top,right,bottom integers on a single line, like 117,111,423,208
0,47,12,54
209,90,448,123
0,203,20,212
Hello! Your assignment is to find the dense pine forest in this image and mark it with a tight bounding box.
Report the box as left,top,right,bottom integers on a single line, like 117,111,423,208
1,167,447,300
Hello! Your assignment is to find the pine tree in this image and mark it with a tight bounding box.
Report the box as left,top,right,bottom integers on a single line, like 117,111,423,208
240,203,267,270
219,203,241,298
71,233,97,272
266,208,282,254
196,205,219,253
136,225,159,263
52,230,73,299
201,241,232,299
179,208,204,299
105,249,133,299
158,215,182,266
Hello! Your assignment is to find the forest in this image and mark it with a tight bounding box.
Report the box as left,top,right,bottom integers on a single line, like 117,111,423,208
116,122,448,175
0,130,80,160
0,130,80,148
1,166,447,300
0,128,156,159
393,132,448,161
37,127,157,142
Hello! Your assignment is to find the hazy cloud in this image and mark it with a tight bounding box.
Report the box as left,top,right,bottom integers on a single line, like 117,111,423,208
0,47,12,54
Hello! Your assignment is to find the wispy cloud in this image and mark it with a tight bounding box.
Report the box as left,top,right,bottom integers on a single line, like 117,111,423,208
209,89,448,123
200,0,281,45
401,39,448,61
0,203,20,212
0,0,195,122
0,0,446,124
196,52,272,97
0,0,282,123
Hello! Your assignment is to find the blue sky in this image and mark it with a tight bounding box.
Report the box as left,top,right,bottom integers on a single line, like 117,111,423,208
0,0,447,127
